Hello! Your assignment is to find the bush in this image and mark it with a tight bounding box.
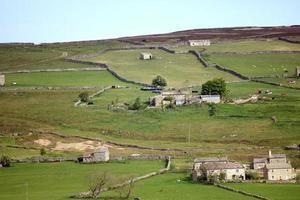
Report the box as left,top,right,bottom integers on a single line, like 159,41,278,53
246,171,259,180
40,148,46,156
78,92,89,102
201,78,227,97
0,155,11,167
163,96,174,102
296,174,300,183
152,75,167,87
129,97,144,110
166,103,176,110
208,103,217,116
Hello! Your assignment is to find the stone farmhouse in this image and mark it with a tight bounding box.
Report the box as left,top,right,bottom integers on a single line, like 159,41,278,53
149,89,221,107
295,66,300,76
192,157,245,181
251,150,296,181
188,40,211,46
0,74,5,86
77,147,109,163
140,52,153,60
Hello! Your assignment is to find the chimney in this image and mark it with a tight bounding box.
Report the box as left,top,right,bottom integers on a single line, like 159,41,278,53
268,150,272,157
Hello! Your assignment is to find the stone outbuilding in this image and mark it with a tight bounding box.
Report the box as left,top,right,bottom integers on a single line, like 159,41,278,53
0,74,5,86
140,52,153,60
188,40,211,46
77,147,109,163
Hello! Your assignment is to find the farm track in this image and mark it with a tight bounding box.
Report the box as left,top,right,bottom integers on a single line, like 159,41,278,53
9,51,68,69
1,67,105,74
33,130,186,153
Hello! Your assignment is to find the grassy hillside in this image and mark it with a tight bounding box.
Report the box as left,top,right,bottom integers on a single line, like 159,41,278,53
86,49,240,87
0,81,299,161
0,40,127,71
5,70,128,88
170,40,300,53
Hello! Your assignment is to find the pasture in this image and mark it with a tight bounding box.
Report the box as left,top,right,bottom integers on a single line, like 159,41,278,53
86,49,240,87
209,53,300,77
226,183,300,200
105,173,256,200
0,160,164,200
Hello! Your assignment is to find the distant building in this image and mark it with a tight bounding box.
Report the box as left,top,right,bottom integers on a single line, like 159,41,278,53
252,150,296,181
188,40,211,46
77,147,109,163
200,95,221,104
140,52,153,60
295,67,300,76
0,74,5,86
192,160,245,181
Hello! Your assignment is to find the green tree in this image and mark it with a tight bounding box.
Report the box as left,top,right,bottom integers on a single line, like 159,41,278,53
246,171,259,180
219,172,226,181
152,75,167,87
79,92,89,102
208,103,217,116
0,155,11,167
201,78,227,97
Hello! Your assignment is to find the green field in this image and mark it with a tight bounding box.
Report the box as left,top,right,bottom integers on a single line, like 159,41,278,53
86,49,240,87
209,53,300,77
5,70,128,88
0,161,164,200
227,183,300,200
105,173,255,200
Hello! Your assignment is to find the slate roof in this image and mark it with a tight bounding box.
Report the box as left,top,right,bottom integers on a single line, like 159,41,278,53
266,162,292,170
194,157,228,163
202,162,244,170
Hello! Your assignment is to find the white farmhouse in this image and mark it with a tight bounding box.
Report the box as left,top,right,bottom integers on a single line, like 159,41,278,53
188,40,211,46
200,95,221,103
192,161,245,181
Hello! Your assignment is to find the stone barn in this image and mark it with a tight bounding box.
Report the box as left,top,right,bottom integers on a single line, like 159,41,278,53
295,67,300,76
188,40,211,46
140,52,153,60
0,74,5,86
77,147,109,163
